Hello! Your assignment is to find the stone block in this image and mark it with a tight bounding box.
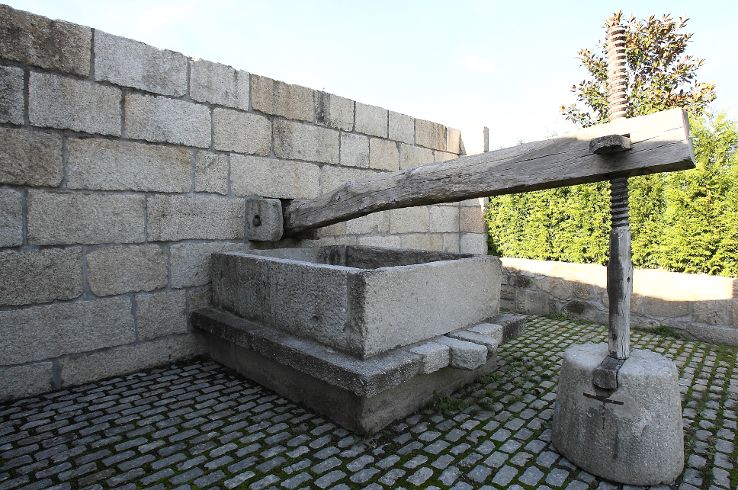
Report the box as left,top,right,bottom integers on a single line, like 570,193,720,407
0,65,24,125
0,127,63,186
146,194,245,241
231,154,320,199
125,93,210,148
194,150,228,194
212,107,271,155
346,212,389,235
389,111,414,144
636,296,690,319
691,300,731,326
357,235,401,248
0,362,53,401
369,138,399,171
685,324,738,346
408,341,450,374
0,247,82,306
94,31,187,96
415,119,446,151
390,207,429,234
468,323,504,344
211,246,501,357
340,133,369,168
316,91,354,130
460,233,488,255
399,143,434,169
446,330,498,356
355,102,387,137
136,290,187,340
0,188,23,247
170,241,249,288
29,72,121,136
273,120,339,164
245,197,283,242
67,137,191,192
552,343,684,485
429,205,459,233
0,296,135,364
87,244,167,296
438,236,458,255
60,334,199,387
434,151,458,162
0,4,91,76
400,233,444,251
320,164,377,195
251,74,314,121
435,336,487,370
187,286,211,311
460,197,488,207
460,206,486,233
190,59,249,109
447,127,464,154
28,191,145,245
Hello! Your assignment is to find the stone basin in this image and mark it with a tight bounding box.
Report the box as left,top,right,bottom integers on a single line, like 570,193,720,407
210,245,501,358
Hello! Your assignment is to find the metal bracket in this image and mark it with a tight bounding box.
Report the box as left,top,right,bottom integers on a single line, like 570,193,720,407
245,198,284,242
589,134,632,155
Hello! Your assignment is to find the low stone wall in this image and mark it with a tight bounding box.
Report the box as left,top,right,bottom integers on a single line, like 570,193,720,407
501,257,738,345
0,4,487,400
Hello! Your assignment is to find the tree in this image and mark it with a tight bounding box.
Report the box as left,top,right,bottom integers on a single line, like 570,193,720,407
561,12,716,126
487,12,738,277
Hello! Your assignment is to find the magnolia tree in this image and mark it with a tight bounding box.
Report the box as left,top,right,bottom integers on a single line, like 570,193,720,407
486,12,738,277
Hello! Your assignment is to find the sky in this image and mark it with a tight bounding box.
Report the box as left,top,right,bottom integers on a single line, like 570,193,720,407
6,0,737,154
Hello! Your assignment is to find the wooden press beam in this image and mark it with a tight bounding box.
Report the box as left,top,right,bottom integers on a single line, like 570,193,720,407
282,108,693,237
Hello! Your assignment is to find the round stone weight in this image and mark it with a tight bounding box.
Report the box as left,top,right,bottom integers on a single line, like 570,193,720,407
552,343,684,485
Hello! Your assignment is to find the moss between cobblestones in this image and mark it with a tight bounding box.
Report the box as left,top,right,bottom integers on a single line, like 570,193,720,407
1,315,736,489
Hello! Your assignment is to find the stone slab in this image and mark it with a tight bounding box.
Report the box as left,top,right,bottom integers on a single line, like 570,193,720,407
86,244,167,296
94,30,187,96
136,290,187,340
190,59,249,109
0,362,53,402
28,191,145,245
408,341,451,374
0,247,82,306
0,127,63,186
0,65,24,125
445,330,498,357
435,336,487,369
67,137,192,192
146,194,245,241
0,296,135,364
125,93,210,148
315,91,353,130
251,74,314,121
552,343,684,485
29,72,121,136
231,154,320,200
212,108,271,155
193,307,512,434
0,4,91,76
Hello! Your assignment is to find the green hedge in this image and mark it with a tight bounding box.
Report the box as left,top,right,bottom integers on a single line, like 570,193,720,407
485,114,738,277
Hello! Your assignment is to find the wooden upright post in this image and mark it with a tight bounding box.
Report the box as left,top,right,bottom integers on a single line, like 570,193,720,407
483,127,490,152
606,20,632,360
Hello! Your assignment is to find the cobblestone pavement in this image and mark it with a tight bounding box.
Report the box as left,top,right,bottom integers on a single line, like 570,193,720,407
1,316,736,490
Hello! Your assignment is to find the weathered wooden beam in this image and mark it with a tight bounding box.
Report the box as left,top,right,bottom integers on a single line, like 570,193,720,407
282,108,693,236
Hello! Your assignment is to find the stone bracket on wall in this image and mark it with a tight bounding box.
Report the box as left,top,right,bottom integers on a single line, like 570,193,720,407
245,109,691,241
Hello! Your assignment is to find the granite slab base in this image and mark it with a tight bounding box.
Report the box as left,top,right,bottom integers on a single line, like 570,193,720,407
192,308,525,434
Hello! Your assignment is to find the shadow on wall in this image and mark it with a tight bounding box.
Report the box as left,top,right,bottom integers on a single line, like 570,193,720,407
500,257,738,346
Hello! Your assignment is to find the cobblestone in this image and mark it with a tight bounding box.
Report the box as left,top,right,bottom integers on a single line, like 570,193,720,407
1,316,736,488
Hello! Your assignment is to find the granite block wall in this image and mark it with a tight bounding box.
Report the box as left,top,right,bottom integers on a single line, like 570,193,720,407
501,258,738,346
0,4,488,400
